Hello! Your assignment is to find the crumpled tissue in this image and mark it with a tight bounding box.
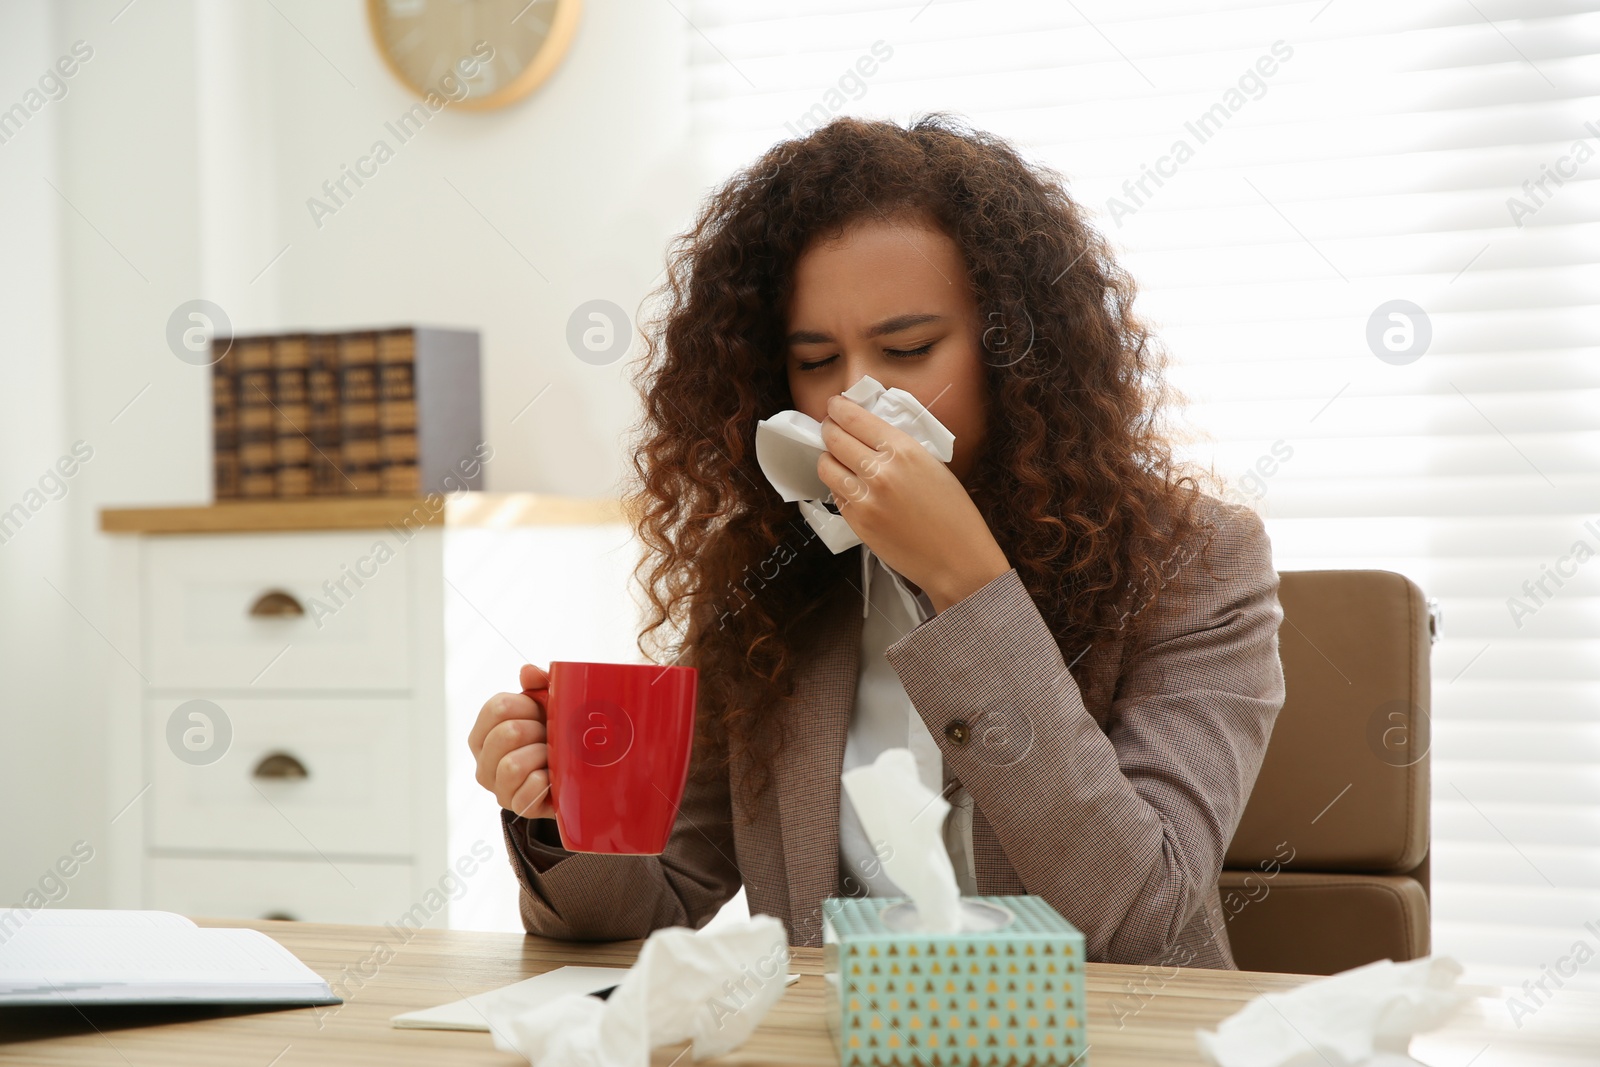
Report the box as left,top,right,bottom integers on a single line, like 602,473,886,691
840,747,964,933
484,915,790,1067
754,374,955,553
1196,955,1470,1067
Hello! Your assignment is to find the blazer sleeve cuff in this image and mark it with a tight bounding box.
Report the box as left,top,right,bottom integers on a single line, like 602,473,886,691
501,808,576,875
884,566,1088,758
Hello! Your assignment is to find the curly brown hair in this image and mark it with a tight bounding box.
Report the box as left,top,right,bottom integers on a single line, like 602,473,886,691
625,112,1211,799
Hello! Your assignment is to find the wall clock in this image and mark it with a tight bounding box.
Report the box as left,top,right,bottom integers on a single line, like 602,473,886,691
367,0,582,112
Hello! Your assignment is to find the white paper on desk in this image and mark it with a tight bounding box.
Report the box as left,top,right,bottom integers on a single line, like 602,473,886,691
393,963,801,1033
485,917,798,1066
390,966,628,1031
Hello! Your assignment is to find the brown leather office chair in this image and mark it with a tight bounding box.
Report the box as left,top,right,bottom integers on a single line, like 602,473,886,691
1219,570,1434,975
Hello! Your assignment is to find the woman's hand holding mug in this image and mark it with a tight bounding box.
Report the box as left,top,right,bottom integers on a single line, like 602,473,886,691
470,659,698,853
469,663,554,821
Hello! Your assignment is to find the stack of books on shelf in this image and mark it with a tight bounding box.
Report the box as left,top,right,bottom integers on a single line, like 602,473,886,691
210,326,481,501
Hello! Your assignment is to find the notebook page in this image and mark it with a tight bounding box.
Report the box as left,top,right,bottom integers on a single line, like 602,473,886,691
0,909,194,930
0,927,324,991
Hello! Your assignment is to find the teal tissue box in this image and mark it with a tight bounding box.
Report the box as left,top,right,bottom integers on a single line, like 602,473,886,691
822,894,1087,1067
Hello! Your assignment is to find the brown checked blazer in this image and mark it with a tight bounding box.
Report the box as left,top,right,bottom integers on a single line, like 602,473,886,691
500,494,1285,969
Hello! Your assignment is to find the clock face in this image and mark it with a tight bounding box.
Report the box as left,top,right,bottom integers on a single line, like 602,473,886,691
368,0,581,111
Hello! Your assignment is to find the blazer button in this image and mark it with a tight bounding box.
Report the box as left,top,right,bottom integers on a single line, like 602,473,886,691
945,720,971,746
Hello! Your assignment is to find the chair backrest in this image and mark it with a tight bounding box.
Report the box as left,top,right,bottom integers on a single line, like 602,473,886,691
1219,569,1432,974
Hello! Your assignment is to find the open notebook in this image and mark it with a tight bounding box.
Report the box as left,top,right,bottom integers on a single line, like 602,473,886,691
0,909,338,1007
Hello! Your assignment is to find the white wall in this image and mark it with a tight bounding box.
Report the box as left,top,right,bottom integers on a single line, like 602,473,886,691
0,0,83,909
1,0,693,910
258,0,697,496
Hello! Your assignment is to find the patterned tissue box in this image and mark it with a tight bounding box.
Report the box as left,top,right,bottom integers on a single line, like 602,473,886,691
822,894,1087,1067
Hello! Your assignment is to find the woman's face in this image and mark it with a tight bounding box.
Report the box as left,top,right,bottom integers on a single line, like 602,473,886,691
783,214,989,485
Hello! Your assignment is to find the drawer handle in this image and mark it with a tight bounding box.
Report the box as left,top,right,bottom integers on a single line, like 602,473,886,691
253,751,309,780
261,911,298,922
249,590,305,618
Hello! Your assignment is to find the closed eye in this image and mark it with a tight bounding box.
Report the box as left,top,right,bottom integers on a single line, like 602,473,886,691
794,342,934,372
885,342,934,358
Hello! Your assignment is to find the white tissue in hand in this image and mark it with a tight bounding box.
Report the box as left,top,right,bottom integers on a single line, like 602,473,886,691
485,915,789,1067
1195,955,1469,1067
841,747,963,934
755,375,956,554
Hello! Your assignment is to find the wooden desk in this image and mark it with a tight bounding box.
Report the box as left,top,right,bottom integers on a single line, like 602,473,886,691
1,920,1594,1065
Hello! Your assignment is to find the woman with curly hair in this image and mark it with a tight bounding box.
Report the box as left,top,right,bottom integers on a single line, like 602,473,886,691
469,113,1285,968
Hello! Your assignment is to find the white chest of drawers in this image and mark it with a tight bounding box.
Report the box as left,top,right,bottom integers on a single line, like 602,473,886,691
101,493,640,932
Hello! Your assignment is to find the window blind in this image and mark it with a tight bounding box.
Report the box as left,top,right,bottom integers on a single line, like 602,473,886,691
687,0,1600,992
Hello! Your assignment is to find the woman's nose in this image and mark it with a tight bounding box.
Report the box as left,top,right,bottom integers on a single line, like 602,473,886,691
834,351,871,390
835,350,899,394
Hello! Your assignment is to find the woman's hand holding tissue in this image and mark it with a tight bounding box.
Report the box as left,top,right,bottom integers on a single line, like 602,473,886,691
469,663,555,821
817,392,1009,612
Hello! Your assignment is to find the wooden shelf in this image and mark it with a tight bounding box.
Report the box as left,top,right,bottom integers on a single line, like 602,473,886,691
99,492,626,534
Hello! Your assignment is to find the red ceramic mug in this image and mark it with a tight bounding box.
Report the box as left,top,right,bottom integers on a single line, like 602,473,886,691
527,661,698,855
